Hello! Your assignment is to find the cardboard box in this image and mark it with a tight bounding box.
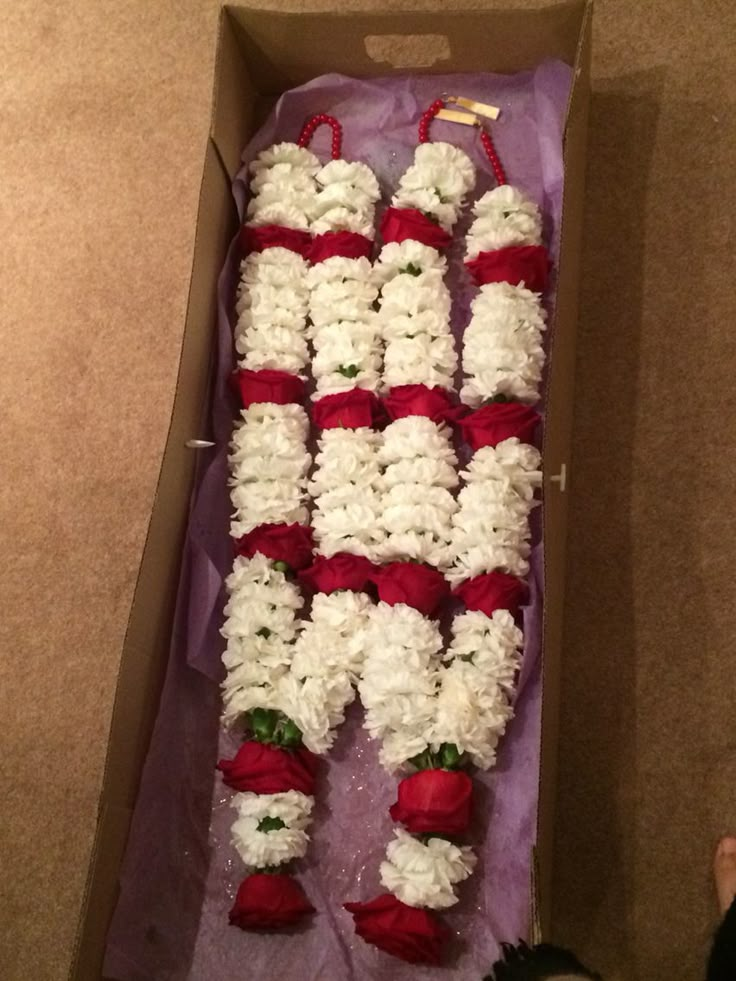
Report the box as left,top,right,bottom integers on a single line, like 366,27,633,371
71,3,591,977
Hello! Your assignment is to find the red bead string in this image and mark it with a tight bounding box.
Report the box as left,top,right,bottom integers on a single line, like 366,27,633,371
297,113,343,160
418,98,507,187
479,127,507,186
417,99,445,143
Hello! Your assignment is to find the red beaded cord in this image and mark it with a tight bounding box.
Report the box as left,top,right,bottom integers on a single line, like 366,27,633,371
417,98,445,144
479,127,507,186
297,113,343,159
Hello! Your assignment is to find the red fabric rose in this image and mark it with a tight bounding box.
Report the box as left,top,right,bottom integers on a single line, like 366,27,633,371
465,244,551,293
230,873,314,930
218,740,319,795
344,894,449,964
389,769,473,834
383,384,463,424
380,207,452,250
236,369,305,408
458,402,540,451
239,224,312,257
369,562,449,618
312,389,382,429
235,523,314,569
453,571,528,617
308,231,373,263
299,553,378,594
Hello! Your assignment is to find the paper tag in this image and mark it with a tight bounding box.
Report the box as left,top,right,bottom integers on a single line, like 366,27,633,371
447,96,500,120
435,107,478,127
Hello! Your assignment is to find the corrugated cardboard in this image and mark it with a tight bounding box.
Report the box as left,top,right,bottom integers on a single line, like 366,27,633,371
70,4,591,977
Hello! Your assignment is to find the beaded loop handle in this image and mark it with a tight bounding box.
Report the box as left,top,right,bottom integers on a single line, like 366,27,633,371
417,98,507,186
298,113,343,160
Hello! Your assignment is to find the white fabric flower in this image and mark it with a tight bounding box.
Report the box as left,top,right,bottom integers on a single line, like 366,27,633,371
465,185,543,258
231,790,313,867
380,829,476,909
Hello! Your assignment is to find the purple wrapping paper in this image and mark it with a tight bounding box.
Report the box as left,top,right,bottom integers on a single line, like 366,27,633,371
104,64,572,981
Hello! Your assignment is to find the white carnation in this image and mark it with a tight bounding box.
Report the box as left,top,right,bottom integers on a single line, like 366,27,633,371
391,189,458,231
311,207,375,238
306,255,373,286
249,142,320,175
381,310,451,342
246,202,311,232
374,240,446,282
231,790,313,867
249,165,316,195
316,159,381,199
379,457,459,491
380,829,476,909
379,417,457,467
412,142,475,191
291,591,373,682
278,673,355,754
465,185,543,259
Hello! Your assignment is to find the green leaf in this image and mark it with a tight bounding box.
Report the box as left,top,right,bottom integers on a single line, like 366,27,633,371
337,364,360,379
249,707,278,743
399,262,422,277
440,743,462,769
255,627,272,639
277,718,303,748
273,560,290,574
408,748,436,771
257,816,286,833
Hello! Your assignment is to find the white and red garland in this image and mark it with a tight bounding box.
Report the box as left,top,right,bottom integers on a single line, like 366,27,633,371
214,102,552,957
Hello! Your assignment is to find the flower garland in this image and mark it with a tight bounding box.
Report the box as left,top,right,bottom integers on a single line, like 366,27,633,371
218,117,390,931
347,107,548,965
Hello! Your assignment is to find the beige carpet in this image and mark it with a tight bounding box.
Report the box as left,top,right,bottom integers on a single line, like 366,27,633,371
1,2,734,980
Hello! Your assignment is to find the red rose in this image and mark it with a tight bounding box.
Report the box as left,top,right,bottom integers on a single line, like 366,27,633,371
369,562,449,618
236,369,305,408
389,769,473,834
459,402,540,451
239,224,312,258
383,384,463,424
380,207,452,251
312,389,382,429
230,873,314,930
299,553,378,594
453,571,528,617
465,244,551,293
235,523,314,569
308,231,373,263
218,740,320,795
344,894,449,964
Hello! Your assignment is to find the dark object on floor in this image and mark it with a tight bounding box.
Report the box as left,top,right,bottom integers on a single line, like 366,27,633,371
707,896,736,981
484,941,601,980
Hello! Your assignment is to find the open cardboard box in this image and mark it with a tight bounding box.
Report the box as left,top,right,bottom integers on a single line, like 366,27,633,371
71,3,591,977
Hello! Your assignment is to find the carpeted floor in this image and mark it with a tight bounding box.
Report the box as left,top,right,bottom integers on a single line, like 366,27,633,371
1,2,734,980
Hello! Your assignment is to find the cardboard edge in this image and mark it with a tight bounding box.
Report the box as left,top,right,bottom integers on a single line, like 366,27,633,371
68,138,236,981
536,0,593,939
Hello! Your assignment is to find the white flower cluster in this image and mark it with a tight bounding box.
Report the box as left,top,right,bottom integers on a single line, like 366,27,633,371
309,427,384,559
307,256,381,397
392,142,475,232
235,143,320,374
235,248,310,374
228,403,310,539
311,158,380,238
464,184,543,260
448,438,542,584
359,602,443,771
376,416,459,568
220,554,303,725
430,609,523,769
247,142,320,231
375,240,457,391
380,829,476,909
231,790,314,868
282,590,373,754
461,281,547,406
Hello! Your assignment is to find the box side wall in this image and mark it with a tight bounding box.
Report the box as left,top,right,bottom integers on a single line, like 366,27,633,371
70,139,236,980
537,0,592,938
